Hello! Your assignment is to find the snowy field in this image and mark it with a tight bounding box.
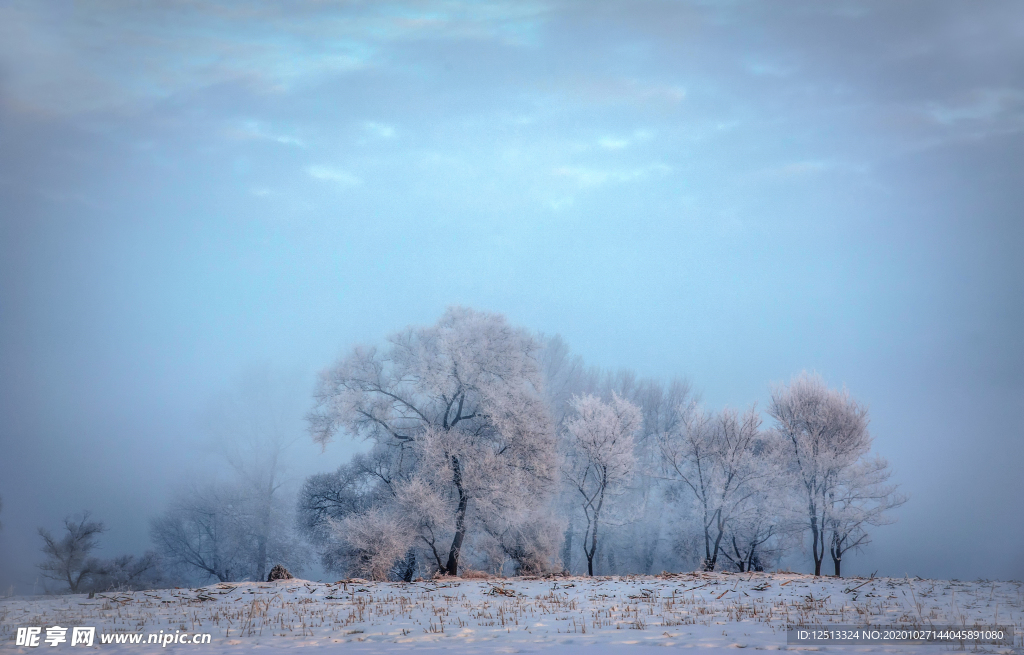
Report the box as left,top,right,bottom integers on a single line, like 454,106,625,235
2,573,1021,654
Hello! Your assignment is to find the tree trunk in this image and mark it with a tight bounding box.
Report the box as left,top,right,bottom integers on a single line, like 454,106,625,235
584,476,606,577
256,486,272,582
708,514,725,571
830,537,842,577
583,510,599,576
402,549,417,582
730,536,747,573
444,456,469,576
703,521,714,571
810,513,823,576
561,525,573,574
256,537,267,582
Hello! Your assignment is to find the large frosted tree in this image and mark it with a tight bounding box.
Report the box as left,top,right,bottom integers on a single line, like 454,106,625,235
307,307,557,576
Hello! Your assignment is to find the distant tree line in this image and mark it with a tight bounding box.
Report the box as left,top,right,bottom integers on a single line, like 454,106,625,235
31,307,904,593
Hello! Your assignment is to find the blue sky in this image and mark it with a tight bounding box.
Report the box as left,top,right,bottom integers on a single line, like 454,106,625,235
1,1,1022,590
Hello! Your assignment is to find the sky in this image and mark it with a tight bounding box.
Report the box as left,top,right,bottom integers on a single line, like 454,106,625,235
0,0,1022,593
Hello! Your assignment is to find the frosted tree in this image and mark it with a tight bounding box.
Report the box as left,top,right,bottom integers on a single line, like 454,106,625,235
562,393,642,576
618,376,693,574
539,335,695,575
768,371,902,576
659,405,767,571
827,455,906,576
297,457,384,573
538,335,598,429
721,467,791,570
308,307,557,576
481,506,564,575
335,508,416,581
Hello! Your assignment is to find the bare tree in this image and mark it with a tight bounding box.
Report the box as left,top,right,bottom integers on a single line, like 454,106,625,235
38,513,105,594
88,551,165,592
203,365,306,582
562,393,641,576
768,371,901,576
308,307,557,576
720,482,797,573
721,515,776,572
151,484,247,583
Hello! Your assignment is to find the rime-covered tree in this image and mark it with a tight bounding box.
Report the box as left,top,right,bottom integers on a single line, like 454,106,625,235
540,336,694,575
297,458,384,573
562,393,642,576
335,507,416,581
768,371,901,576
827,455,906,576
659,405,767,571
714,429,800,573
38,513,105,594
298,448,426,580
308,307,557,576
153,367,309,583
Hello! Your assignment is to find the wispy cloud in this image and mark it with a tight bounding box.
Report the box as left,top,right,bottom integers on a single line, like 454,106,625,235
597,129,653,150
597,137,630,150
307,166,362,186
235,121,306,147
0,1,551,115
926,88,1024,127
744,58,796,78
362,121,397,139
554,163,671,188
757,159,869,180
558,77,686,107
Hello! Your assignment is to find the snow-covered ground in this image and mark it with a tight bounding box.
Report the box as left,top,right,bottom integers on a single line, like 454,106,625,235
2,573,1021,654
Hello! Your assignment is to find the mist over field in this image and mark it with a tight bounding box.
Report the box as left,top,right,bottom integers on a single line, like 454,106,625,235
1,0,1022,597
